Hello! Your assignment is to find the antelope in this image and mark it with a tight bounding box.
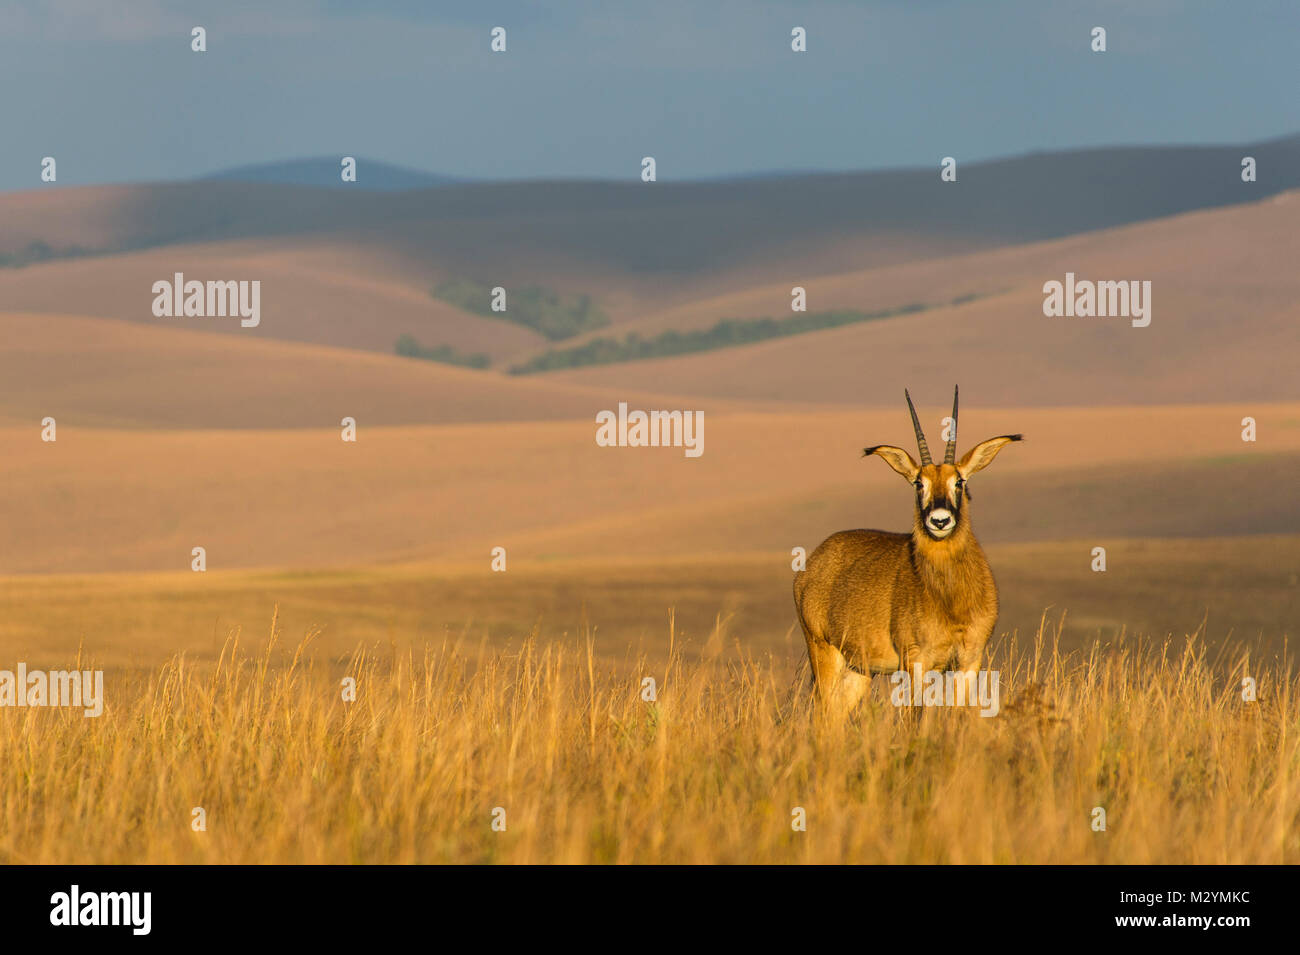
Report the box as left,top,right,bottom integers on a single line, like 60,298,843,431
793,387,1022,714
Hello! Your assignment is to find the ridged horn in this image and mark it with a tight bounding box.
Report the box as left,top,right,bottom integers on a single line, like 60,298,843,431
904,388,932,466
943,385,959,464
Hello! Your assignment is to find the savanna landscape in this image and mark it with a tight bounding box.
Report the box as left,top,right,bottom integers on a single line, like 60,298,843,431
1,128,1297,864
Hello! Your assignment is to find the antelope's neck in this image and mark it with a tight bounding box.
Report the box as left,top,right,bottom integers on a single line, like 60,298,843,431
910,526,985,607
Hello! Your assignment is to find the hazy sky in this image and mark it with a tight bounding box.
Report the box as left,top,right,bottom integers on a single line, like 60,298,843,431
2,0,1296,189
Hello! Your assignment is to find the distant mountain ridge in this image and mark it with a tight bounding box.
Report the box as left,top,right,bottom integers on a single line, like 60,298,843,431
3,133,1298,280
114,131,1300,193
199,157,469,191
198,158,846,190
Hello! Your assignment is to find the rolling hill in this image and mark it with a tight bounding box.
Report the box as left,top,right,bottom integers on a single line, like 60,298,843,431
0,310,762,429
2,400,1297,575
1,185,1295,406
545,191,1300,405
3,132,1297,285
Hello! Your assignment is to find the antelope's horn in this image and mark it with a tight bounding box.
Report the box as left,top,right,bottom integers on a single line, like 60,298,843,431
943,385,959,464
904,388,932,466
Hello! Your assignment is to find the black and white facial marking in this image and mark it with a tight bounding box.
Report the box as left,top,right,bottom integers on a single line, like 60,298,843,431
914,464,966,541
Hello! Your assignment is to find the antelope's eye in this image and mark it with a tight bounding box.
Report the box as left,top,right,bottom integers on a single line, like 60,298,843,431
955,478,965,489
914,480,924,491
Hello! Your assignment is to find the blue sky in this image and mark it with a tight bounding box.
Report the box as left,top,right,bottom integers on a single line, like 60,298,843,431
2,0,1296,189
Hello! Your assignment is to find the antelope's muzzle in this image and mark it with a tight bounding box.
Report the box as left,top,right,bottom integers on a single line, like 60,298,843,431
924,506,955,539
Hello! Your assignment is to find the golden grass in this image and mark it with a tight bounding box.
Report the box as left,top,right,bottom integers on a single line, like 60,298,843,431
1,611,1294,864
3,542,1297,674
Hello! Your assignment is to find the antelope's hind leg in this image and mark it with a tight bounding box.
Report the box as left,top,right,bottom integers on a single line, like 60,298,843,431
803,631,869,716
836,663,870,714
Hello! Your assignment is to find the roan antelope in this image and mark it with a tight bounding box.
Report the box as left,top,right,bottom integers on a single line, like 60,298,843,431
793,387,1022,714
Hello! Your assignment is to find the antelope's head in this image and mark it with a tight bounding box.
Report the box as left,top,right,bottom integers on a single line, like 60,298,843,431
863,387,1022,542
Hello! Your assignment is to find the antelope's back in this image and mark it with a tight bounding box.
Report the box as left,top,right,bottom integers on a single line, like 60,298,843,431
793,529,913,641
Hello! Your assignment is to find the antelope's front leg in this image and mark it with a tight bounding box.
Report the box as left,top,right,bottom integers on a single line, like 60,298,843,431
954,626,993,712
896,638,930,725
954,620,993,675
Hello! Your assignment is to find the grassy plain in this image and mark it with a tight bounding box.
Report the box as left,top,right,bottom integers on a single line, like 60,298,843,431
1,610,1293,864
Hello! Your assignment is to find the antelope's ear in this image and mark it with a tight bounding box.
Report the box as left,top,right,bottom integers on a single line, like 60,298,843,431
957,434,1023,477
863,445,920,481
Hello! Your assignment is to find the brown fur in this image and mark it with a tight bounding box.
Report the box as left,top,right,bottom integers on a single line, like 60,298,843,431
793,401,1021,715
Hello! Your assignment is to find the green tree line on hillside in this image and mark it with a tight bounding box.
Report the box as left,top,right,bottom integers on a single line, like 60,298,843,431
394,334,491,369
507,304,936,374
432,278,609,340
